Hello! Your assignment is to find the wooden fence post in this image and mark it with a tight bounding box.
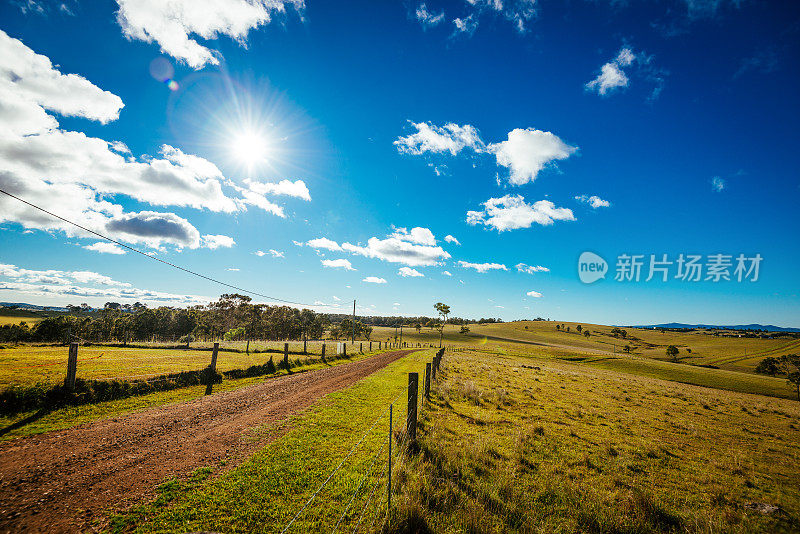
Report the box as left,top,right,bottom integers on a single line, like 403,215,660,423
205,342,219,395
64,342,78,390
360,342,363,353
370,341,372,351
432,358,436,381
321,343,326,360
378,341,382,350
343,342,347,357
303,338,307,355
283,342,289,369
425,362,431,400
407,373,418,442
246,339,250,354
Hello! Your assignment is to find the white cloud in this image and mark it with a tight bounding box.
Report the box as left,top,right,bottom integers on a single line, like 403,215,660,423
0,263,210,306
458,261,508,273
575,194,611,208
268,249,284,258
321,258,354,271
487,128,577,185
306,237,342,251
363,276,387,284
466,195,575,231
586,62,629,95
416,3,444,28
516,263,549,274
453,15,478,36
444,234,460,245
245,178,311,201
392,226,436,246
586,47,650,97
398,267,424,277
202,234,235,250
332,295,341,301
114,0,304,69
394,121,483,156
226,267,240,271
83,242,126,255
526,290,543,298
342,231,450,267
711,176,725,192
0,31,287,251
442,270,452,276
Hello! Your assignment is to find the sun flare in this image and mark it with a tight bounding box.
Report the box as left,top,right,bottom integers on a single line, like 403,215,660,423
231,129,268,168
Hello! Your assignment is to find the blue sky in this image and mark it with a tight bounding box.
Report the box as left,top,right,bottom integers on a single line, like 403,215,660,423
0,0,798,326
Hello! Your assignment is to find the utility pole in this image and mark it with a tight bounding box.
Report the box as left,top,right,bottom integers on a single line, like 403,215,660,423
400,323,403,345
352,299,356,343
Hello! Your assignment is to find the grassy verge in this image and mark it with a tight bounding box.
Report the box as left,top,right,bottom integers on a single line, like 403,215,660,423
388,349,800,533
108,349,434,533
0,351,381,441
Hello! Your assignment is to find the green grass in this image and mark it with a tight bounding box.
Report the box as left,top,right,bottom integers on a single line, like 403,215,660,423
389,349,800,533
0,342,381,388
0,315,42,326
0,351,379,441
109,349,433,533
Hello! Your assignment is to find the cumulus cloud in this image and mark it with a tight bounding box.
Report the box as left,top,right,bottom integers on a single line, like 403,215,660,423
444,234,460,245
575,194,611,208
392,226,436,246
114,0,304,69
466,195,575,231
458,261,508,273
362,276,387,284
321,258,354,271
526,290,543,298
342,229,450,267
394,121,483,156
416,3,444,28
256,249,283,257
487,128,577,186
711,176,725,192
306,237,342,251
0,31,290,251
442,270,452,276
83,242,126,255
394,122,575,186
245,178,311,201
398,267,424,277
0,263,209,306
201,234,236,250
516,263,549,274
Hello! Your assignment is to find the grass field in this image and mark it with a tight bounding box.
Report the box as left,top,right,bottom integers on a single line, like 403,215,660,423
373,321,800,374
389,348,800,533
0,340,388,388
0,315,42,326
0,349,381,441
108,346,800,533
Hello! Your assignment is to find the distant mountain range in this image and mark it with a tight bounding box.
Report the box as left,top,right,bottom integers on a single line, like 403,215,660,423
632,322,800,333
0,302,69,312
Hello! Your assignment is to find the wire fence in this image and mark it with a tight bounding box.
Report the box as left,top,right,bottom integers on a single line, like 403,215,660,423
277,347,446,533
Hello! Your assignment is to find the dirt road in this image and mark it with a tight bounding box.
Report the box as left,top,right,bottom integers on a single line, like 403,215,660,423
0,349,415,533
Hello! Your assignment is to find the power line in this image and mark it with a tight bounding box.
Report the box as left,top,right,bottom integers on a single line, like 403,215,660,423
0,188,331,308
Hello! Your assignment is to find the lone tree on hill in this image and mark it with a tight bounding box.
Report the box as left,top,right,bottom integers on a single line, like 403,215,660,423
460,325,470,334
577,325,582,333
583,330,591,337
755,356,782,376
666,345,679,362
434,302,450,348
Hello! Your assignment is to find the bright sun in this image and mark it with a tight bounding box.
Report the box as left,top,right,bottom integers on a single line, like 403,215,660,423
231,129,268,168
